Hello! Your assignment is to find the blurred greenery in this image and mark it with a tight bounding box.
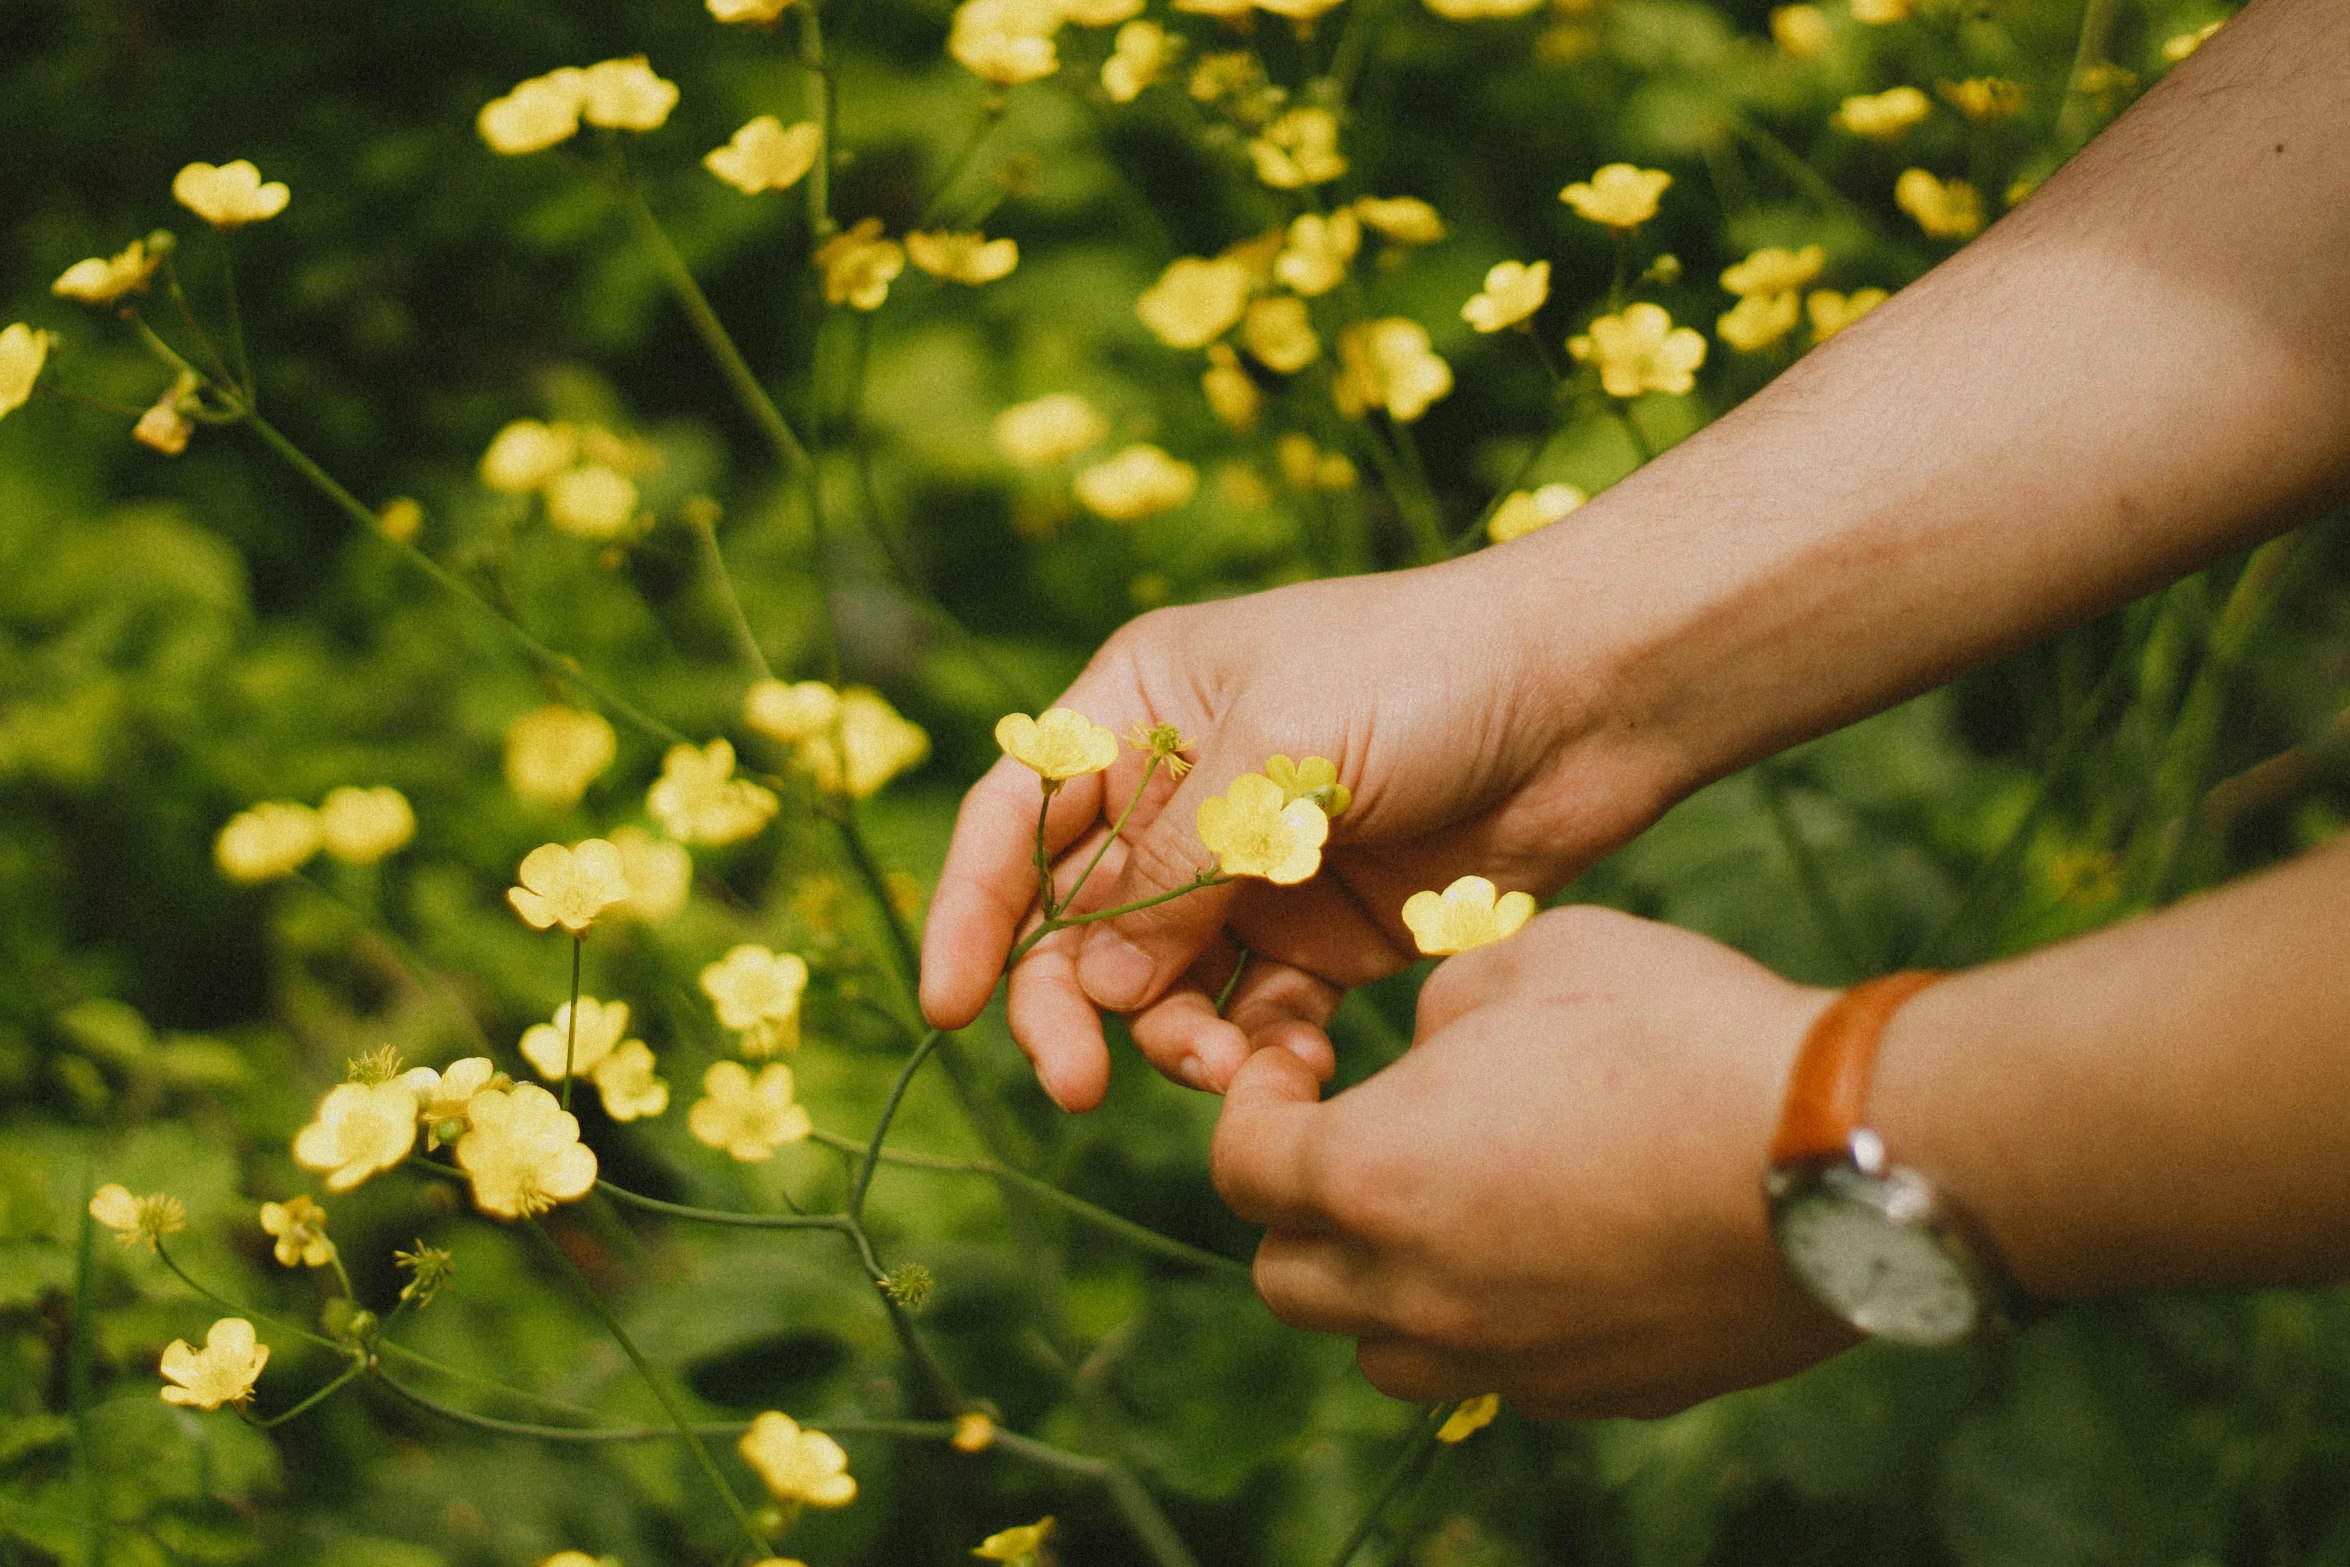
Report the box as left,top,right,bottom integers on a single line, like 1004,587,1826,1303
8,0,2350,1563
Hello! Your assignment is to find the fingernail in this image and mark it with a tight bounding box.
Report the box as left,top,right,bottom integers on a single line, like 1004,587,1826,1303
1078,929,1155,1011
1177,1055,1207,1090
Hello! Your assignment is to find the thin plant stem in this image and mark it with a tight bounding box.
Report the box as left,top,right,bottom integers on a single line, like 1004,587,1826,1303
291,871,497,1056
1007,871,1229,965
851,1028,945,1220
919,104,1007,226
1216,947,1251,1015
152,1241,349,1354
1754,760,1869,978
1034,788,1059,919
218,239,256,407
561,934,584,1111
596,1180,851,1231
1059,755,1163,914
161,255,239,390
2054,0,2122,147
689,506,777,682
255,1356,367,1429
834,802,924,988
1729,113,1875,226
1326,1403,1457,1567
797,4,835,240
1617,404,1654,464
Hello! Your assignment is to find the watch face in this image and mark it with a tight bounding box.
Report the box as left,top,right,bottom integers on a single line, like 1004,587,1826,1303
1773,1165,1982,1347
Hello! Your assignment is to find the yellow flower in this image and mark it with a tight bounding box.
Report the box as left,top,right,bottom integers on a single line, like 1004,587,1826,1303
593,1041,670,1121
1833,85,1931,140
1894,169,1983,239
1559,164,1671,229
952,1412,998,1452
1186,49,1261,97
403,1056,504,1146
949,0,1065,85
377,497,424,543
2162,18,2223,61
293,1078,420,1192
1196,772,1327,884
814,218,905,311
1487,481,1587,542
648,739,780,845
1263,754,1351,817
0,324,52,421
480,418,579,493
1076,444,1199,521
1332,318,1453,423
53,238,165,306
1273,210,1360,298
134,373,200,456
797,687,931,798
610,825,693,923
89,1185,186,1251
159,1318,267,1410
1422,0,1542,17
1938,77,2025,120
1102,20,1177,102
508,839,632,933
1248,107,1346,190
746,678,843,744
1241,296,1320,373
706,116,823,195
1353,195,1446,246
455,1084,598,1219
711,0,797,19
1568,302,1707,398
1202,343,1261,431
504,705,617,806
689,1061,812,1160
906,230,1020,285
258,1196,334,1268
997,708,1120,782
1720,244,1825,297
215,801,322,883
701,945,810,1056
1437,1393,1501,1441
1401,875,1537,955
1770,4,1831,56
520,997,633,1081
1849,0,1907,18
994,393,1107,466
1461,259,1549,333
974,1518,1055,1562
1717,290,1801,352
1275,433,1356,492
579,56,679,130
318,785,415,864
1806,286,1887,340
172,161,288,228
544,463,639,539
740,1412,857,1507
1136,256,1252,350
479,69,588,154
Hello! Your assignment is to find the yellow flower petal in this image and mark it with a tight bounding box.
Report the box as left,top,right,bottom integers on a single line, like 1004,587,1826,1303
1196,773,1328,884
172,161,289,228
1400,875,1537,955
996,708,1121,780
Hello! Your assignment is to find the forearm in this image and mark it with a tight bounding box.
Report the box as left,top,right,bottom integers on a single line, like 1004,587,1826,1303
1509,0,2350,801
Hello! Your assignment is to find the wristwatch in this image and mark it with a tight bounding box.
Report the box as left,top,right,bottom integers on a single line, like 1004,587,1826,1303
1763,971,2022,1347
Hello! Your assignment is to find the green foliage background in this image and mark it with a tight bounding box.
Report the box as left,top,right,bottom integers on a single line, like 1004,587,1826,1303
7,0,2350,1563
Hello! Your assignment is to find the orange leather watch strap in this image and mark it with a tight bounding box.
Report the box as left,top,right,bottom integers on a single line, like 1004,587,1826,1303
1769,970,1945,1166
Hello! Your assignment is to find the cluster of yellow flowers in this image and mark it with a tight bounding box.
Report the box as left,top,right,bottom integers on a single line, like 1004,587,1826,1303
213,785,415,884
480,417,662,540
478,58,678,156
520,998,671,1119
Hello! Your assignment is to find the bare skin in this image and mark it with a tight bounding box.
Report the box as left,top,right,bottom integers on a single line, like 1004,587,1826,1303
924,0,2350,1410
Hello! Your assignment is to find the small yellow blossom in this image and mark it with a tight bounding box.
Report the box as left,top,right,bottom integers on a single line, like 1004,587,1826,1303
1437,1393,1501,1441
0,324,52,420
1487,481,1587,542
1186,50,1261,99
746,678,843,744
1274,210,1360,298
89,1185,187,1251
701,945,811,1056
712,0,796,18
1559,164,1671,229
159,1318,267,1410
949,0,1065,85
994,393,1107,466
1938,77,2026,120
504,704,616,806
1332,318,1453,423
953,1412,999,1452
258,1196,334,1268
404,1056,504,1146
508,838,632,934
1249,107,1346,190
1721,244,1825,297
1063,0,1145,20
1076,444,1199,521
1128,721,1195,776
997,708,1121,782
544,463,638,539
134,373,199,456
1717,290,1801,352
1353,195,1446,246
1462,259,1550,333
1849,0,1908,20
1136,256,1252,350
690,1061,812,1160
294,1078,420,1192
1834,85,1931,139
1176,0,1254,18
1402,875,1537,955
318,785,415,864
1242,296,1320,373
173,161,288,228
521,997,633,1081
610,824,693,923
1568,302,1706,398
455,1084,598,1219
377,497,424,543
2162,18,2224,61
797,687,931,798
648,739,780,846
538,1555,604,1567
1806,286,1887,339
1202,343,1261,430
580,56,679,130
1263,755,1351,817
1258,0,1346,21
1275,433,1356,492
740,1411,858,1507
1895,169,1983,239
1770,4,1831,56
814,218,905,311
593,1041,670,1121
907,230,1020,285
974,1518,1056,1562
479,69,588,154
1423,0,1543,17
54,238,166,306
1197,772,1327,884
215,801,322,884
1103,20,1178,101
706,116,824,195
480,418,579,494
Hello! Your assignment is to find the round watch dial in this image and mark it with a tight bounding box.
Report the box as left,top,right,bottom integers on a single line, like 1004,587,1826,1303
1775,1167,1981,1347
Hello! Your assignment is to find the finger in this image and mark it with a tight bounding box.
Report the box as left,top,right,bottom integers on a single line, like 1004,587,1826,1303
1003,922,1111,1112
1128,980,1248,1092
1354,1338,1493,1403
1225,960,1341,1084
1252,1230,1383,1334
923,754,1106,1030
1210,1046,1331,1226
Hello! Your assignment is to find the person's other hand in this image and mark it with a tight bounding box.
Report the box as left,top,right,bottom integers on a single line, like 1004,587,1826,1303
918,554,1674,1110
1214,905,1857,1417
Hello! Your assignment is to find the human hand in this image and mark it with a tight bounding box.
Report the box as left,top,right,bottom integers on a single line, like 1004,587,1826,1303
1214,905,1857,1418
918,553,1674,1110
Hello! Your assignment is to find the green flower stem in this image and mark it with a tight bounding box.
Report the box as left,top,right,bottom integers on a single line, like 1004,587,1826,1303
1034,788,1058,919
376,1339,632,1425
1754,760,1869,980
839,1216,969,1416
324,1245,357,1304
851,1028,944,1220
1728,113,1877,229
834,801,925,994
151,1241,350,1354
594,1180,851,1232
797,4,835,241
254,1355,368,1429
1616,404,1655,465
1058,755,1164,916
1005,871,1230,967
523,1216,777,1560
1216,947,1251,1016
218,238,255,407
2055,0,2122,147
126,310,211,386
687,505,778,683
1357,411,1447,565
918,103,1007,227
560,933,584,1112
158,255,240,392
1326,1403,1458,1567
